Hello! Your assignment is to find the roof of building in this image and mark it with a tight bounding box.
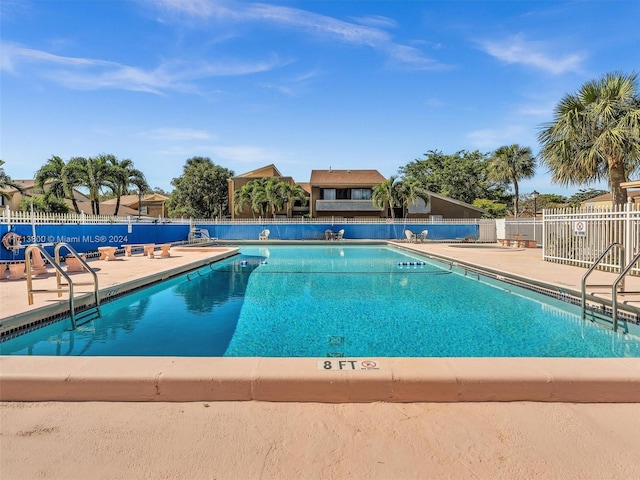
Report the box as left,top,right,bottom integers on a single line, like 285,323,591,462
232,164,283,179
101,193,170,207
621,180,640,189
582,191,640,203
310,169,386,186
0,179,36,191
0,179,90,201
297,183,311,194
425,190,486,213
74,202,141,216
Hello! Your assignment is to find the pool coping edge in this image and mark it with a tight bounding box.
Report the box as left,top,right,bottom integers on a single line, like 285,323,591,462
1,356,639,403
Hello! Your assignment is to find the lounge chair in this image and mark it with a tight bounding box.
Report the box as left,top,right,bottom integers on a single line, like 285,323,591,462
259,229,270,240
325,229,334,240
404,230,416,243
334,229,344,240
418,230,428,243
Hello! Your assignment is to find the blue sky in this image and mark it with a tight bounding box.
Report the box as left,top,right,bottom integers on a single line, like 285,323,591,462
1,0,639,197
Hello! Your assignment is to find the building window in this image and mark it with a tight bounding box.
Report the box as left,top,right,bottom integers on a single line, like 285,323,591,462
321,188,372,200
351,188,372,200
321,189,336,200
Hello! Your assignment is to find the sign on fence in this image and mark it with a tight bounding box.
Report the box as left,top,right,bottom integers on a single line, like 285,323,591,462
573,221,587,237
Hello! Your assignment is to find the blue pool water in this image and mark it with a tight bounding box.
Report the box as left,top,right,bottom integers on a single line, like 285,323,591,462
2,245,639,357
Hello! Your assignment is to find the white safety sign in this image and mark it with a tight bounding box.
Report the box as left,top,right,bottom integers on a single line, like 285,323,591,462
573,221,587,237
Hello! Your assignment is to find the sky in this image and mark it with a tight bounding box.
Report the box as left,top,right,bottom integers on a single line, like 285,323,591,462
1,0,639,198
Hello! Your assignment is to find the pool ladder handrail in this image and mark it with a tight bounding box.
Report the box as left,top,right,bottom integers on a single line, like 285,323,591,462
581,242,633,332
25,243,100,329
611,250,640,332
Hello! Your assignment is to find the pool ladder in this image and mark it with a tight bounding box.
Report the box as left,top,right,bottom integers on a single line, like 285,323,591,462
25,243,101,329
581,242,640,332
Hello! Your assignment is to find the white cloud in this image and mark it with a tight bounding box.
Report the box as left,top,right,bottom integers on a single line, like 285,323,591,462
386,44,450,71
1,41,286,94
147,0,233,19
466,125,529,149
144,0,447,70
478,34,585,74
351,15,398,30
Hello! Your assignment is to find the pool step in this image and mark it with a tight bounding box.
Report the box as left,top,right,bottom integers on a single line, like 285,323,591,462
72,306,101,328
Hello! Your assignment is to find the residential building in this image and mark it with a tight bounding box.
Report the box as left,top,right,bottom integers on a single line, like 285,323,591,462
0,179,90,211
309,169,386,218
228,164,308,219
581,190,640,208
407,191,484,219
102,193,170,218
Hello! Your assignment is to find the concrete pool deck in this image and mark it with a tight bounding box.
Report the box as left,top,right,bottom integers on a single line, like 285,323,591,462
2,242,640,479
1,242,639,403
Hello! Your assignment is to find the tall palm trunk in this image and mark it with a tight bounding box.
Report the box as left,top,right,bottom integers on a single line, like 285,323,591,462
609,159,628,206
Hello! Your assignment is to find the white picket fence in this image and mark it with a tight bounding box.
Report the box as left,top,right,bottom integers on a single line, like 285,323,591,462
0,207,185,226
542,202,640,276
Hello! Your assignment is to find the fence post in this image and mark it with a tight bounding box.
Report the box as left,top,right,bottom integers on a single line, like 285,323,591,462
541,209,546,255
625,200,632,267
4,205,11,231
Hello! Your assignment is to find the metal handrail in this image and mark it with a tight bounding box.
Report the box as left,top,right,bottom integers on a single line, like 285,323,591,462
53,243,100,316
611,251,640,331
581,242,625,328
25,244,81,326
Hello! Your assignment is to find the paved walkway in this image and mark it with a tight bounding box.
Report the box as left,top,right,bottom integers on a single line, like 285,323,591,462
2,242,640,479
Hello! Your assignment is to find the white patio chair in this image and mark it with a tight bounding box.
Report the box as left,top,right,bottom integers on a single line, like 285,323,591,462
404,230,416,243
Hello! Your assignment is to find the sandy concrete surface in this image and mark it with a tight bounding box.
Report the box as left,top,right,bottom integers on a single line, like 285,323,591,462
2,401,640,480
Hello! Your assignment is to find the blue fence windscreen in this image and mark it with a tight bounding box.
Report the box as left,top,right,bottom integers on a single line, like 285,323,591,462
1,222,479,260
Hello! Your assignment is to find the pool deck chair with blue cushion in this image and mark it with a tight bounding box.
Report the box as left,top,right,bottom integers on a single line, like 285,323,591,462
259,229,270,240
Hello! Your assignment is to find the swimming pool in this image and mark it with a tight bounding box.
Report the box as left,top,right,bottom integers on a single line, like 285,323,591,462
1,245,639,357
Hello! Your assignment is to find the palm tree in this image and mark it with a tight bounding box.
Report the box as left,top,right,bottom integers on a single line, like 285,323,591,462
487,144,536,218
0,160,24,204
248,178,269,217
262,178,286,217
395,178,429,218
538,72,640,206
34,156,83,213
72,155,116,215
233,183,257,218
105,156,148,216
279,183,309,218
372,176,397,219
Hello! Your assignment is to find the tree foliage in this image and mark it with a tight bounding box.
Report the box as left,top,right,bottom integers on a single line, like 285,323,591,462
538,71,640,205
372,176,398,218
0,160,24,202
34,156,83,213
567,188,610,206
104,156,148,216
169,157,234,218
233,177,306,218
35,154,147,215
472,199,507,218
20,195,70,214
398,150,509,205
